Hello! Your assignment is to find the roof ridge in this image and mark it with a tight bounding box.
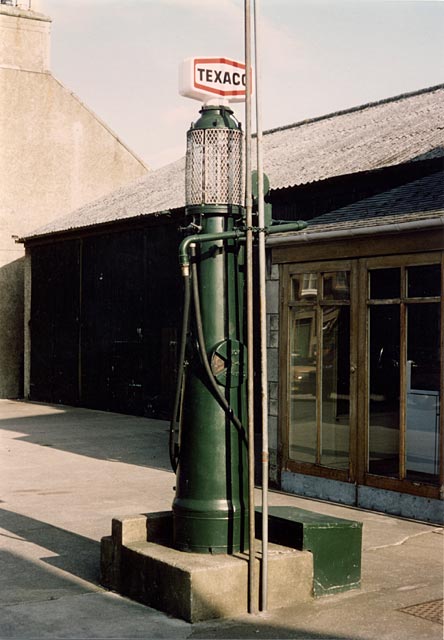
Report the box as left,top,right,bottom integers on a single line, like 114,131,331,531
262,83,444,137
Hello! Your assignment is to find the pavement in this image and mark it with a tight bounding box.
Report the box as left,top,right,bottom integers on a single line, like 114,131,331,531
0,399,442,639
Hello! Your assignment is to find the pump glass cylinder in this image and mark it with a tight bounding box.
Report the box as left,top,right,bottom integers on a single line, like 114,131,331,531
186,128,243,206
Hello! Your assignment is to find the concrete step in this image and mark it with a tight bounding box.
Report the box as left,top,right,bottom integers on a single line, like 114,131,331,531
101,511,313,623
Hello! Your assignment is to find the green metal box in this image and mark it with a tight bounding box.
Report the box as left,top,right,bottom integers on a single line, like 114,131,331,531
255,506,362,597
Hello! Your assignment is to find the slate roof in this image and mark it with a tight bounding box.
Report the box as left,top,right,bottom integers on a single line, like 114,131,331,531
268,170,444,245
22,84,444,241
307,170,444,229
262,85,444,189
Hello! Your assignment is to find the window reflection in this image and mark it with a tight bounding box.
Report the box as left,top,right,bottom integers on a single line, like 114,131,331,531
368,305,400,477
323,271,350,300
292,273,318,301
289,308,317,463
406,303,440,482
368,262,441,485
320,307,350,469
288,271,351,471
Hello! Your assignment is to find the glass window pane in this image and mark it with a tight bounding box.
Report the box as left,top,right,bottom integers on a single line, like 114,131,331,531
407,303,440,392
323,272,350,301
370,268,400,299
368,305,400,477
289,308,317,463
406,303,440,484
320,307,350,470
291,273,318,301
407,264,440,298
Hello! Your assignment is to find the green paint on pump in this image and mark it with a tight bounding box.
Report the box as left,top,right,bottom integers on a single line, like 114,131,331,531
172,106,248,554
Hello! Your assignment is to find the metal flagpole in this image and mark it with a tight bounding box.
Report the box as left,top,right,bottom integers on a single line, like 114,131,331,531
253,0,268,612
244,0,256,616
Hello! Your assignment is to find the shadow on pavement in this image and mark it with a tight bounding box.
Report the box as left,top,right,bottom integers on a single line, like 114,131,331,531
0,508,100,584
190,619,355,639
0,510,353,638
0,405,172,471
0,548,95,608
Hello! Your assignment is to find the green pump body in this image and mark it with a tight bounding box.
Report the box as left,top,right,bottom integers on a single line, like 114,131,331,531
172,106,249,553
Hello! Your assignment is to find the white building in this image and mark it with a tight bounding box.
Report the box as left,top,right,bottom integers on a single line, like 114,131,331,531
0,1,148,397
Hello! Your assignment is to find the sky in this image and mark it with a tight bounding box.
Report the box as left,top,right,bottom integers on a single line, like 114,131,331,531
37,0,444,169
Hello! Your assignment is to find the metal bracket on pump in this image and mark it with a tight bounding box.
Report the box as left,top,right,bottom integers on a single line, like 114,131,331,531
251,169,308,235
211,339,247,388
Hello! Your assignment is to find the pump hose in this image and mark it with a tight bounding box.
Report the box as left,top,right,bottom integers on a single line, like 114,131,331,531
169,273,191,472
190,247,247,444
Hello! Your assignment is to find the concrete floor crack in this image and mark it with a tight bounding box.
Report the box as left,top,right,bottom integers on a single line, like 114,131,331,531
366,528,442,551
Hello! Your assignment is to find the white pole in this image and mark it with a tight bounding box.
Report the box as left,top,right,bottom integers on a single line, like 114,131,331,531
253,0,268,612
244,0,257,616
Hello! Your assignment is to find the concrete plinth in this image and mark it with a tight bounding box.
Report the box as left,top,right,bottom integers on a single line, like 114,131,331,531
100,511,313,623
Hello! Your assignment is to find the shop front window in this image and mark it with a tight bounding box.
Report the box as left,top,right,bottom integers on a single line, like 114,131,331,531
406,263,441,480
368,303,400,477
321,306,350,469
288,269,351,471
283,254,442,503
289,306,317,463
367,262,441,485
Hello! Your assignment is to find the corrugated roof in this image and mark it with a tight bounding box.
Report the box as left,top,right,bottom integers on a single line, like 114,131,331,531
22,84,444,241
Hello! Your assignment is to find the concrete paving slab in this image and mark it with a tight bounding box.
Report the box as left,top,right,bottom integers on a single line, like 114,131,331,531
0,592,191,639
1,400,443,639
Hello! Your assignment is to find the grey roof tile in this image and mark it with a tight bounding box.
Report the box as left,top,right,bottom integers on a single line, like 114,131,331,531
304,170,444,233
261,86,444,187
23,84,444,240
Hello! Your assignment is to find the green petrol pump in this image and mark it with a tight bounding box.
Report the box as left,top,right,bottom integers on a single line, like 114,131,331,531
171,57,307,555
171,104,249,553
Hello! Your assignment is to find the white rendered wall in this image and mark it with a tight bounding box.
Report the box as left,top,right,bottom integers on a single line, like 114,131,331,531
0,5,148,397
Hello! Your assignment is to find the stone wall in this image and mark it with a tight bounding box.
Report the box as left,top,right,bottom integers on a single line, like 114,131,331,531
266,261,280,484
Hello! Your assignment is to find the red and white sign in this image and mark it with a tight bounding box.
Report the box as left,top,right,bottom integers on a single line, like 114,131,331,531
179,57,252,104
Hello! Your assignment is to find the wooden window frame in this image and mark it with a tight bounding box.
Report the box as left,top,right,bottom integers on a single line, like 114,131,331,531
279,251,443,501
280,259,358,484
361,252,443,499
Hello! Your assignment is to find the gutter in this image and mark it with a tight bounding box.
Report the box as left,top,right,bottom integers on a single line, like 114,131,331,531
266,216,444,247
17,208,181,246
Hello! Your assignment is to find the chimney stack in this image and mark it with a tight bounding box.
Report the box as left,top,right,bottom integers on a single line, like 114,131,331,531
0,1,51,73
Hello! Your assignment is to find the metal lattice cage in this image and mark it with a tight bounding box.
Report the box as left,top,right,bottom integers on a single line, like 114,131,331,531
186,128,244,206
